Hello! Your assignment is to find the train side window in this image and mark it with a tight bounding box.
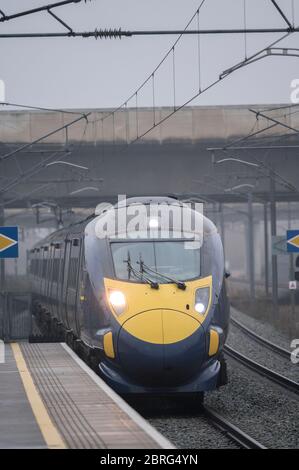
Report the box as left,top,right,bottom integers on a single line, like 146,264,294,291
68,239,81,288
35,251,41,278
52,258,59,282
42,258,47,278
72,238,79,247
33,259,38,276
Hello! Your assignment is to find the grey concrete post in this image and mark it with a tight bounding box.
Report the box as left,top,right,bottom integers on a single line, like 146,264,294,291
247,193,255,300
270,173,278,318
264,203,269,297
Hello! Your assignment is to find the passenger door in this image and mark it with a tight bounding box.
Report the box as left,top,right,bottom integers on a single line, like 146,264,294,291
61,238,71,330
66,238,80,335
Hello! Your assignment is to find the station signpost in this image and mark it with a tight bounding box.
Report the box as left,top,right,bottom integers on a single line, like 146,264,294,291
0,226,19,341
0,227,19,259
289,281,297,290
286,230,299,331
287,230,299,254
271,233,299,327
0,226,19,291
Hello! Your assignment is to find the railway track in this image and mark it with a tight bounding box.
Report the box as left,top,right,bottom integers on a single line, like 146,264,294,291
231,316,290,360
224,344,299,395
202,405,267,449
141,400,267,449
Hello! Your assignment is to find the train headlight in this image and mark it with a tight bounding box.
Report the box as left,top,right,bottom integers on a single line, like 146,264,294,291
148,218,159,229
108,290,126,316
194,287,210,315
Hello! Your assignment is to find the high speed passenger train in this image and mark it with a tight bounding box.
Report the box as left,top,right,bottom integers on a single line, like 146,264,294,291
29,197,230,398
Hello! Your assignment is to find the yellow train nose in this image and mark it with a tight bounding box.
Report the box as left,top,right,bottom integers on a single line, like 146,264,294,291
117,310,206,386
122,309,200,345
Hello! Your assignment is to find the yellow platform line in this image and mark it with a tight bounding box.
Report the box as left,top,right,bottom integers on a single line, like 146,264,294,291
11,343,66,449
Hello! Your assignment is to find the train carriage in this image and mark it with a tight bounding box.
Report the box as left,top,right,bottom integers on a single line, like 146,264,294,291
29,197,230,398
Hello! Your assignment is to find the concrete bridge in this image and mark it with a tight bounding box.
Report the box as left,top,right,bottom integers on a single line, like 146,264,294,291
0,105,298,208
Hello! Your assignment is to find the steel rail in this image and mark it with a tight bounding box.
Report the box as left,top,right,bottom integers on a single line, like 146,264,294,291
231,317,290,360
202,405,267,449
224,345,299,395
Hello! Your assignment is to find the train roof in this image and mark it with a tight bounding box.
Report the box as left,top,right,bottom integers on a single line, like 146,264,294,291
31,196,218,251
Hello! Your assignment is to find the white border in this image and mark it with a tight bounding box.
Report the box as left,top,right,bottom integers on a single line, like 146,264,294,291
61,343,175,450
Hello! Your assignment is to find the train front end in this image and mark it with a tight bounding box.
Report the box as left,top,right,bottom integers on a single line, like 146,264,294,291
83,198,229,395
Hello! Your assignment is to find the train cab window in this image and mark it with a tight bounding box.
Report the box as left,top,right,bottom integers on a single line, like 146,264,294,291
111,241,200,283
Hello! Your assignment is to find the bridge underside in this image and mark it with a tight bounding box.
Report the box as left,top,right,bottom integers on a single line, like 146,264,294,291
1,105,298,209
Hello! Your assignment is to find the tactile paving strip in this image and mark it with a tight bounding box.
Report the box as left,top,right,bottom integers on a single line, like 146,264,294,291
20,343,161,449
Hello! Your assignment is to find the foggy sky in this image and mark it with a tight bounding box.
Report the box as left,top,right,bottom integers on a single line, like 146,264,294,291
1,0,299,110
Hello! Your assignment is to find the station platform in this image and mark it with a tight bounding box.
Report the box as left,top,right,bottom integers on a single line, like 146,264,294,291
0,342,173,449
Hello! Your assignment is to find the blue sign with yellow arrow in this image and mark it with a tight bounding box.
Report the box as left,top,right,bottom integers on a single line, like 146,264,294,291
0,226,19,258
287,230,299,253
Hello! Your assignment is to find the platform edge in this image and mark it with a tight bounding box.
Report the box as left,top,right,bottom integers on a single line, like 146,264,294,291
61,343,175,450
11,343,66,450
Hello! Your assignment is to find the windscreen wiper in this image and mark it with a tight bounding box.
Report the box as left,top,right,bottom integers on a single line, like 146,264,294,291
123,258,159,289
137,259,186,290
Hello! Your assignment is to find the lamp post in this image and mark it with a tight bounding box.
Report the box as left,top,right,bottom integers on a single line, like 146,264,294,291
264,202,269,297
247,192,255,300
224,182,256,300
69,187,100,196
215,156,278,311
46,161,89,171
215,157,259,168
269,172,278,319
